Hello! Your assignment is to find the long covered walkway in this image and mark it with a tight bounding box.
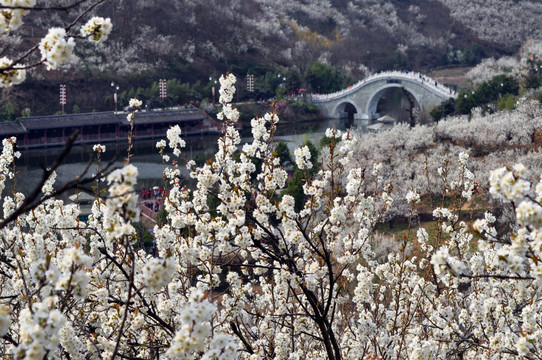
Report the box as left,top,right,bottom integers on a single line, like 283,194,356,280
0,108,219,148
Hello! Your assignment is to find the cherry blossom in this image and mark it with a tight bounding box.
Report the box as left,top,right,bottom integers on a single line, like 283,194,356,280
80,16,112,43
39,27,75,70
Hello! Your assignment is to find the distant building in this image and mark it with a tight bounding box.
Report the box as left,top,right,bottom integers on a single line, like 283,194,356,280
0,108,218,148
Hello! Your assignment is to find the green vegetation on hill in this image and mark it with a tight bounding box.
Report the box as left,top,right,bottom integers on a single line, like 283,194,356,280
431,73,533,121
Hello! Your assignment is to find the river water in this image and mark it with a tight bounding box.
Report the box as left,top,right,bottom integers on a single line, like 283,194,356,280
9,118,353,199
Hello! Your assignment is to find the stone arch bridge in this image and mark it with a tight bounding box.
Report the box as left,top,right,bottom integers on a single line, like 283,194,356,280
311,71,457,120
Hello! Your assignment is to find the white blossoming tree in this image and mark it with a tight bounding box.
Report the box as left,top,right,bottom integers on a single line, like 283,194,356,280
2,4,542,359
1,65,542,359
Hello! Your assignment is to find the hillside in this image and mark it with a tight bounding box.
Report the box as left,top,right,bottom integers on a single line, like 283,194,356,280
1,0,541,115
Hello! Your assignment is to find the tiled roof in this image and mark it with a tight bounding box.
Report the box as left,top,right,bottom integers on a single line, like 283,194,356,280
0,109,207,135
19,112,120,130
120,109,205,125
0,121,26,135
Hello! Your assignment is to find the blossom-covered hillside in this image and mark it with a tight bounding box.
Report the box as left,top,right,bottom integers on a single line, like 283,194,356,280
4,0,541,76
2,0,541,114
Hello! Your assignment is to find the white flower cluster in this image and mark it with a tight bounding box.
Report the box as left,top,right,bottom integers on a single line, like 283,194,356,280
80,16,112,43
455,151,476,200
489,163,530,202
41,170,56,196
473,212,497,238
216,74,239,123
417,227,432,253
408,339,438,359
294,145,313,170
56,246,93,300
156,139,167,150
372,162,383,176
0,57,25,88
39,27,75,70
167,125,186,157
431,246,466,279
3,9,113,87
325,127,342,139
517,336,533,357
0,136,20,195
405,189,420,204
218,73,236,104
336,130,357,165
127,98,142,122
92,144,106,153
166,291,237,359
129,97,142,109
0,0,35,33
419,160,542,357
516,200,542,228
217,103,239,123
13,297,66,359
139,257,175,292
487,163,542,229
59,324,85,360
104,164,139,241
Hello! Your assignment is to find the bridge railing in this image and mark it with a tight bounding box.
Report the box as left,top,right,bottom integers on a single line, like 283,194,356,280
311,70,457,102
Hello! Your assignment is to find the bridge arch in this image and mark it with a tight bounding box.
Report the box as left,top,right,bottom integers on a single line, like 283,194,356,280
366,84,422,118
311,71,457,120
332,101,360,119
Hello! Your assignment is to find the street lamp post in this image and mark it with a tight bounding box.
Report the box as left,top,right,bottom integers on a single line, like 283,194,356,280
209,77,217,103
111,82,119,113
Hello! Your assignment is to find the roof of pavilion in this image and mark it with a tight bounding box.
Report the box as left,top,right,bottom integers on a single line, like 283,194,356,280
0,121,26,135
19,112,121,131
0,109,207,136
125,109,205,126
